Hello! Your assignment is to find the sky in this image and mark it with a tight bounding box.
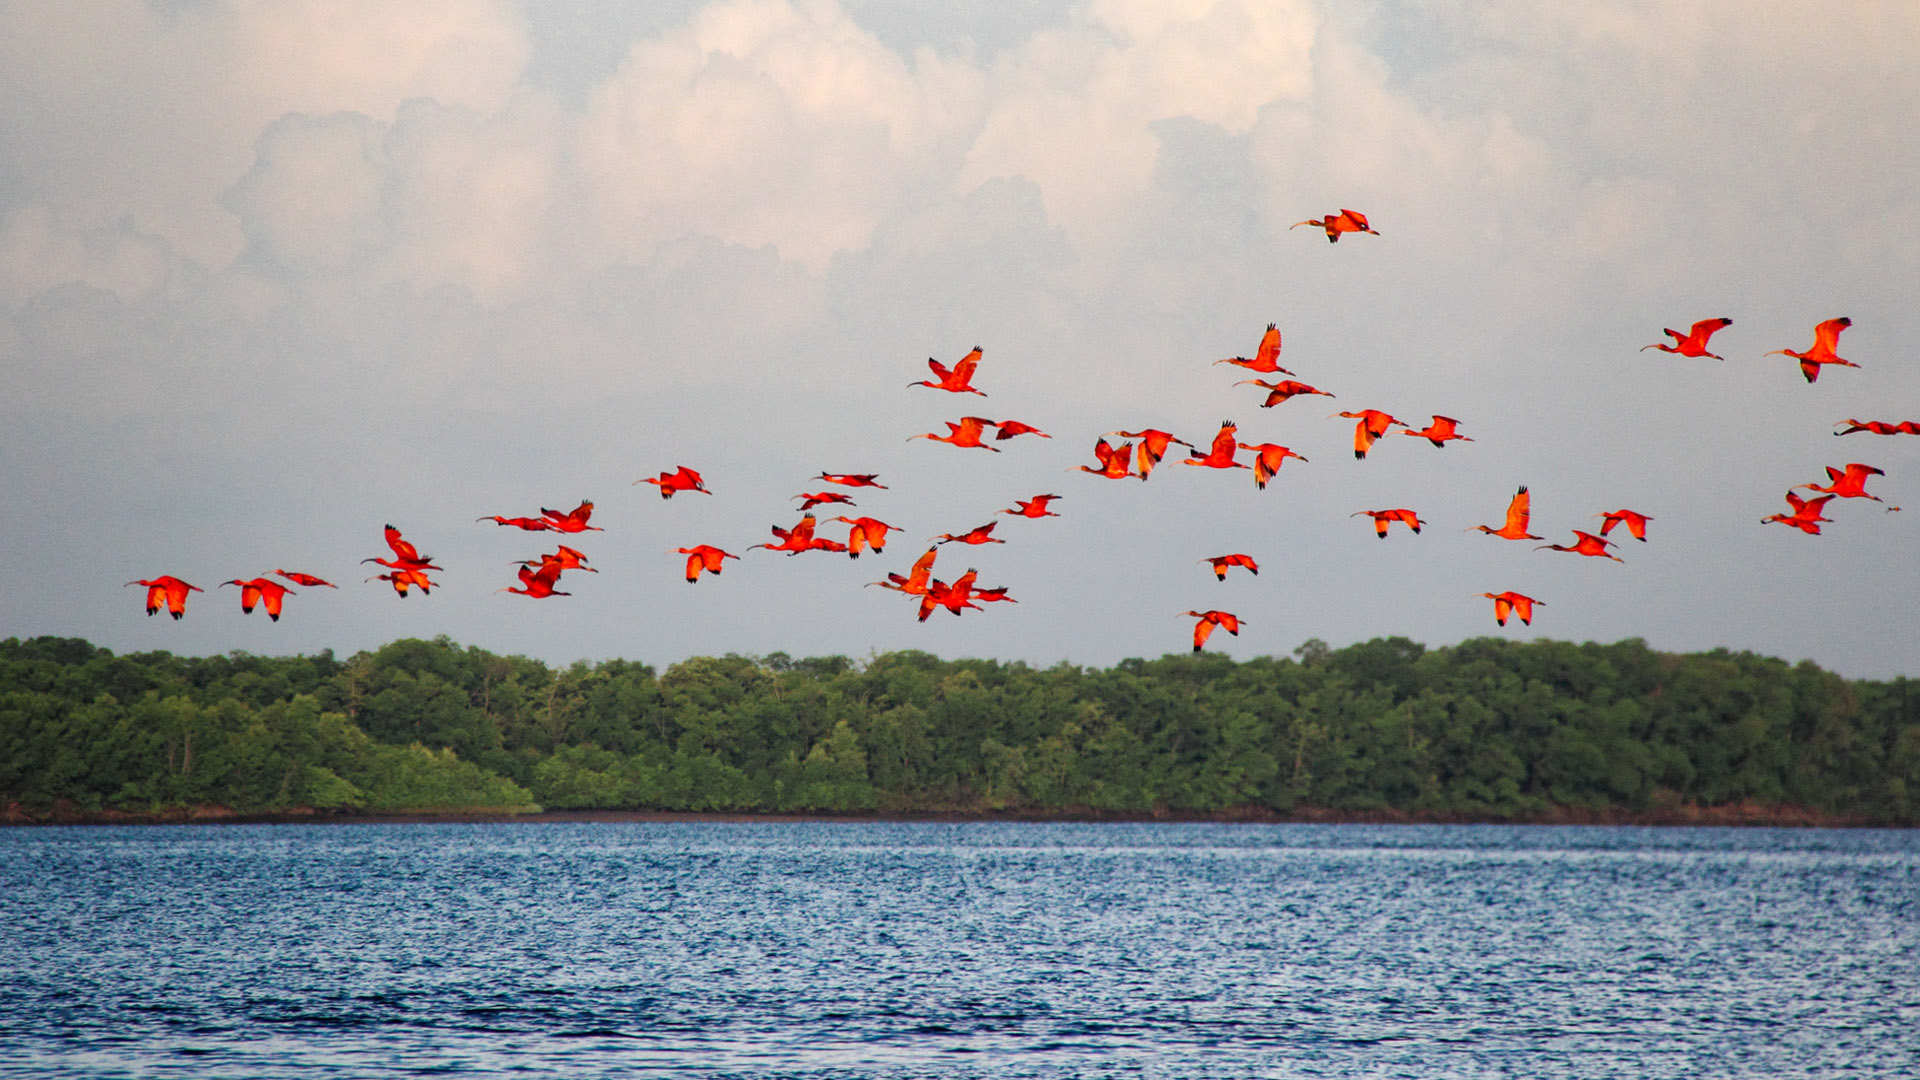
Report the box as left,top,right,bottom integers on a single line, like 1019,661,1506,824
3,0,1918,677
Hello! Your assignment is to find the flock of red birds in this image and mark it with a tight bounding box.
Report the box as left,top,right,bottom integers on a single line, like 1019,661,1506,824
128,211,1909,653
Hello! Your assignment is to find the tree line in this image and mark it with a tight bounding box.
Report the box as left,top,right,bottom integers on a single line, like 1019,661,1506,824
3,634,1915,823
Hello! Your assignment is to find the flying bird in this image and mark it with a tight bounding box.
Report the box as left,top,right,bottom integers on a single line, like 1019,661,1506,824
1076,438,1135,479
518,545,596,574
1201,554,1258,581
933,522,1005,546
476,515,554,531
1353,509,1425,538
749,514,820,555
1797,463,1887,503
1642,317,1733,360
1183,610,1243,652
1595,510,1654,541
1762,491,1836,535
273,570,337,589
540,500,604,533
1767,317,1857,383
911,347,986,396
1403,415,1473,448
919,568,981,622
126,576,203,620
869,547,938,596
367,568,434,597
501,561,569,598
1183,421,1246,470
1291,209,1378,242
1470,486,1543,540
636,466,710,499
1537,530,1624,563
834,516,901,558
999,494,1063,519
222,577,293,621
1334,410,1408,459
817,472,886,488
992,420,1051,441
1834,419,1920,436
1482,591,1542,627
1106,429,1192,480
793,491,857,511
1236,378,1333,407
676,545,739,583
1237,442,1307,489
910,417,1000,451
1214,324,1291,374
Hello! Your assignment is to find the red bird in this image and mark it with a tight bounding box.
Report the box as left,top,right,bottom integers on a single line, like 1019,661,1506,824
1291,209,1378,242
370,525,436,569
911,347,987,396
972,586,1017,604
1237,442,1306,489
1767,317,1858,383
1403,415,1472,448
1183,610,1243,652
1762,491,1836,535
636,466,710,499
1797,463,1887,503
501,561,569,598
1106,429,1192,480
126,575,203,620
1470,486,1543,540
794,491,857,511
992,420,1050,441
1214,324,1291,375
1333,410,1408,459
367,568,434,596
919,568,981,622
933,521,1005,546
477,515,553,531
1182,421,1246,471
1834,419,1920,436
999,494,1062,519
750,514,820,555
1595,510,1653,541
676,544,739,583
818,472,886,488
540,500,604,533
869,547,938,596
1236,378,1333,408
222,577,293,621
1352,509,1424,538
1201,554,1258,581
1076,438,1135,479
1642,317,1733,360
1537,530,1623,563
519,545,596,574
835,516,901,558
274,570,337,589
910,416,1000,451
1482,591,1542,627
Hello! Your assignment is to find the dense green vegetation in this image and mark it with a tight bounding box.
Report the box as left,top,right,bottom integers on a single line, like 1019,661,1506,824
3,634,1916,823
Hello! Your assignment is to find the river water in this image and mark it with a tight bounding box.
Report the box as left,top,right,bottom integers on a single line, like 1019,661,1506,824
2,822,1914,1077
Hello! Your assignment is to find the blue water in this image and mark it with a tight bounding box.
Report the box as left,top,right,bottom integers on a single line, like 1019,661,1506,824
1,823,1915,1078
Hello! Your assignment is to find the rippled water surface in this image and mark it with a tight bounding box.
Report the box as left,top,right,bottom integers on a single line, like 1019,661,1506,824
2,822,1915,1078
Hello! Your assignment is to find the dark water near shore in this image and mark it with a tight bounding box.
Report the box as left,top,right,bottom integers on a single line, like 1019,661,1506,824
2,823,1915,1078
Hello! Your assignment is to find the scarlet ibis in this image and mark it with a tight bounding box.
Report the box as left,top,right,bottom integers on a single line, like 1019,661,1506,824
1797,463,1887,503
933,522,1005,546
750,514,820,555
1642,317,1733,360
1353,509,1424,538
919,569,981,621
869,547,938,595
274,570,337,588
834,516,901,558
1403,415,1472,448
992,420,1050,441
1537,530,1623,563
636,466,710,498
222,577,293,621
1595,510,1653,541
1214,324,1291,375
1237,442,1306,489
676,545,739,583
1291,209,1377,242
1333,410,1407,459
999,494,1063,518
911,347,987,396
1106,429,1192,480
501,561,569,598
1236,378,1333,407
1183,610,1242,652
477,515,553,531
1183,421,1246,470
1767,317,1857,383
973,586,1016,604
540,500,603,533
911,417,1000,451
1076,438,1134,479
1834,419,1920,436
1201,554,1258,580
1762,491,1836,534
518,545,596,574
794,491,857,510
126,576,203,619
367,568,434,596
370,525,436,570
1482,591,1542,627
818,472,886,488
1470,486,1542,540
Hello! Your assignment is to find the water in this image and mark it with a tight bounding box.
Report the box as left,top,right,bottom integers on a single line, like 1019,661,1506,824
1,822,1915,1078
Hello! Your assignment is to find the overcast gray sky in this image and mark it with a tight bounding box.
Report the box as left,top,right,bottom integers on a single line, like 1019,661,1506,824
3,0,1918,676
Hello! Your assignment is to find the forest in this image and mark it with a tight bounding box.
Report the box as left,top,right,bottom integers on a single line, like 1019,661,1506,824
3,634,1916,825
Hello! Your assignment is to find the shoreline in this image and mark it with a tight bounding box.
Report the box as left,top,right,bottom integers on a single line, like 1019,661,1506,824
2,800,1895,829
